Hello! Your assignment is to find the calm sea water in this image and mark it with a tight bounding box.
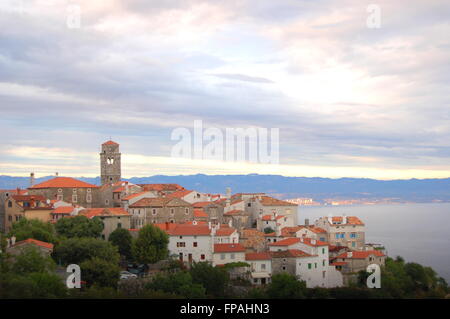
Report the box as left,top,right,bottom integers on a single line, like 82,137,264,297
298,203,450,282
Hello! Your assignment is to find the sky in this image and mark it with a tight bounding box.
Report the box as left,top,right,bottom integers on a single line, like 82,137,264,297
0,0,449,180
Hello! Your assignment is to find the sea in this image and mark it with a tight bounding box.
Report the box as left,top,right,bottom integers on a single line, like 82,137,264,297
298,203,450,283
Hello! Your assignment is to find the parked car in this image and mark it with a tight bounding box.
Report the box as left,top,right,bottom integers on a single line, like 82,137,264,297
126,263,148,277
120,271,138,280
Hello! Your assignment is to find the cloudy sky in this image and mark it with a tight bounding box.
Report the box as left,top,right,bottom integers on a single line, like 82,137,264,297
0,0,449,179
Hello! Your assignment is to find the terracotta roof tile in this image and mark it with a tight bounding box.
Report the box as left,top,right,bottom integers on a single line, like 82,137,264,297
214,243,245,253
336,250,385,259
79,207,130,218
29,177,98,189
13,238,54,250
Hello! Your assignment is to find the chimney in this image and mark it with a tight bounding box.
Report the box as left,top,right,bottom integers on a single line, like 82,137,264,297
305,218,309,226
30,172,35,187
55,172,59,177
342,214,347,224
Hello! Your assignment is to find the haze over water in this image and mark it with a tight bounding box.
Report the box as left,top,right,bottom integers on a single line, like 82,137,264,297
298,203,450,282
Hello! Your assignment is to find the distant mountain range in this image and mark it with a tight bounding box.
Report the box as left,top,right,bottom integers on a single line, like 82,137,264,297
1,174,450,202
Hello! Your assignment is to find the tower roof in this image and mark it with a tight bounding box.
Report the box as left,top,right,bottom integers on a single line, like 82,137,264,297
102,140,119,146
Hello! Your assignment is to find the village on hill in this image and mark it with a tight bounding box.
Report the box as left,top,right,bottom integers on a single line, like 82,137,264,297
0,140,389,293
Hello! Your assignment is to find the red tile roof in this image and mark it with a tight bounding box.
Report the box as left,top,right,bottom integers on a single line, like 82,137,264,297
167,224,211,236
215,226,236,236
12,195,46,202
79,207,130,218
192,201,215,208
259,196,297,207
102,140,119,145
51,206,74,214
261,215,274,221
224,209,245,216
331,261,348,266
329,216,364,226
13,238,54,250
122,191,148,201
336,250,385,259
270,249,312,258
299,237,328,247
269,237,301,246
245,252,272,260
214,243,245,253
194,208,208,218
29,177,98,189
129,197,172,207
139,184,185,192
167,190,193,198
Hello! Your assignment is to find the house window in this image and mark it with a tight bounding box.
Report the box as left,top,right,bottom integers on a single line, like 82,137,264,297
185,208,189,215
221,254,225,260
350,233,356,238
193,242,198,247
248,203,251,207
57,195,63,201
322,248,325,254
8,201,12,208
352,242,356,247
73,188,77,194
282,266,286,271
323,260,326,266
117,223,122,228
72,195,77,203
87,188,91,193
86,194,92,203
170,219,174,223
8,215,12,221
335,233,339,239
201,254,205,260
308,263,312,269
58,188,62,193
152,209,156,215
177,242,186,247
315,263,317,269
170,208,175,215
105,199,109,205
231,253,235,260
261,263,266,270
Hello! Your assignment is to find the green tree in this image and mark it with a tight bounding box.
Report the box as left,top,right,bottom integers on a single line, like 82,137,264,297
146,271,206,298
109,228,133,260
266,273,307,299
13,246,56,275
132,224,169,264
263,227,275,234
190,262,229,297
0,271,67,298
53,237,120,266
80,257,121,289
8,218,57,244
55,215,103,239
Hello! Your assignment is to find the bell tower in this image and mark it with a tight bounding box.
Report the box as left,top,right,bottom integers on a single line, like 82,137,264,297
100,140,121,185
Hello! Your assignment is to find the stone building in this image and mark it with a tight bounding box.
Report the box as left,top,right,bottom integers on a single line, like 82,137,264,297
100,140,121,186
78,207,131,240
128,197,193,228
28,176,99,208
0,188,27,232
332,250,386,273
315,215,366,250
4,194,53,232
